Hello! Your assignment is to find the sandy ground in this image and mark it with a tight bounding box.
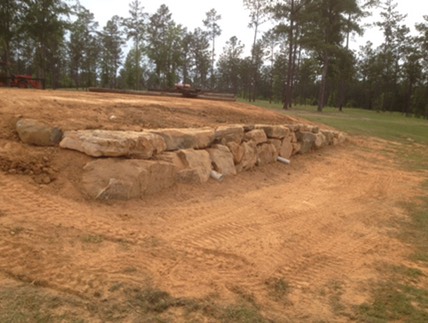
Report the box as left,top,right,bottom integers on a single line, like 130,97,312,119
0,89,426,321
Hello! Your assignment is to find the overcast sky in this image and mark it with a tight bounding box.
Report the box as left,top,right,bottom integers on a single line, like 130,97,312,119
78,0,426,55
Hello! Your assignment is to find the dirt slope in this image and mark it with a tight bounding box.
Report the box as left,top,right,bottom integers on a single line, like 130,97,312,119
0,89,425,321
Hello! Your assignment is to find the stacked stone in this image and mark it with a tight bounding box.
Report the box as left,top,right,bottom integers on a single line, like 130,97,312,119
15,118,346,200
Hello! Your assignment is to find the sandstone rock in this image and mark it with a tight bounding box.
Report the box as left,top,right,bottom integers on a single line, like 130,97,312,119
268,139,282,152
244,129,267,144
255,124,290,139
290,131,297,143
321,130,335,145
310,126,320,134
337,132,346,144
296,131,316,154
16,118,63,146
226,141,245,165
314,133,327,149
177,149,212,183
236,141,257,172
60,130,166,158
286,124,300,132
156,151,186,171
279,137,293,159
243,124,255,132
207,145,236,176
256,143,278,166
292,142,301,155
150,128,215,151
81,159,176,200
215,125,244,144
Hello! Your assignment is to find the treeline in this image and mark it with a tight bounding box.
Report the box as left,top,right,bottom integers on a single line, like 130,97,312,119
0,0,427,117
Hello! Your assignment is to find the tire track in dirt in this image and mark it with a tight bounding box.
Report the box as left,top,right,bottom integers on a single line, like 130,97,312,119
0,174,157,299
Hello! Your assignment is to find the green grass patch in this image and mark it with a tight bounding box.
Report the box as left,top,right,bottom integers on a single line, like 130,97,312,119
357,282,428,322
356,192,428,322
265,277,291,301
0,285,84,323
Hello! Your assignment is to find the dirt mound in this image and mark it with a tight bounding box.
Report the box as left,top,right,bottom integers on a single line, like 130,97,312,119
0,89,423,321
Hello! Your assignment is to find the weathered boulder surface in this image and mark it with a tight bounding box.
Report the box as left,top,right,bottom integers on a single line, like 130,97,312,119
156,151,186,171
226,141,245,165
215,125,244,144
321,130,335,145
255,125,290,139
81,159,176,200
268,139,282,153
257,143,278,166
297,131,316,154
150,128,215,150
60,130,166,158
314,132,327,149
177,149,212,183
244,129,267,145
279,137,293,159
236,141,257,172
207,145,236,176
16,118,63,146
292,142,301,155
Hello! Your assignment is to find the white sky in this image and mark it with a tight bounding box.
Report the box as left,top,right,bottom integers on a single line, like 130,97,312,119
78,0,427,55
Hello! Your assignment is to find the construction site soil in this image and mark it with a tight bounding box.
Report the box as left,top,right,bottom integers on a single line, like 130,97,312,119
0,88,426,321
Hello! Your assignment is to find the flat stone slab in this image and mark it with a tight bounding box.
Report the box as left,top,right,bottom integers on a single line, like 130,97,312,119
215,125,244,144
60,130,166,158
82,159,176,200
150,128,215,151
244,129,267,144
255,125,290,139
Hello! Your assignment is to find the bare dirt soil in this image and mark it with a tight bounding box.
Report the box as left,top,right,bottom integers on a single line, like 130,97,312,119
0,89,426,322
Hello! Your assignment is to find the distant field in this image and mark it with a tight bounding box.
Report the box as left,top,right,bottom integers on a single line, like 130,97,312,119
248,101,428,145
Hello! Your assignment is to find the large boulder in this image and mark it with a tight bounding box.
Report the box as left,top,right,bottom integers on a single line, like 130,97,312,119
16,118,63,146
268,139,282,153
256,143,278,166
296,131,316,154
177,149,212,183
150,128,215,151
156,151,187,171
215,125,244,144
314,132,327,149
236,141,257,172
278,137,293,159
226,141,245,165
244,129,267,145
60,130,166,158
207,145,236,176
255,125,290,139
321,130,335,145
81,159,176,200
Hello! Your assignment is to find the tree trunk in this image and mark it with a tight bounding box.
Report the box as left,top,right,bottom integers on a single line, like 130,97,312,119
283,0,295,110
405,78,414,117
318,55,329,112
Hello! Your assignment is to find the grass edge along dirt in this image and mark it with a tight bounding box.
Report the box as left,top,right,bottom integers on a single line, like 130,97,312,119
246,100,428,146
251,100,428,322
0,281,271,322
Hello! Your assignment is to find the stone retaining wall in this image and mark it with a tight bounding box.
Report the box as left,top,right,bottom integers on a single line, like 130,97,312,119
16,119,346,200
